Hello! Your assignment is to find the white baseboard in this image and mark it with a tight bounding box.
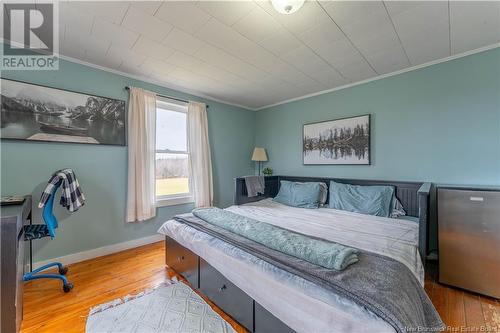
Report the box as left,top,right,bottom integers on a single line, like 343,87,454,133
30,234,164,270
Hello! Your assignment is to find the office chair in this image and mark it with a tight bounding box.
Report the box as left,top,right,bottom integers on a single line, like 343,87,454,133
23,180,73,292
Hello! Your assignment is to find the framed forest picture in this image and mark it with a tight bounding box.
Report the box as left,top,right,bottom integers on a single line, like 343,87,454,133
1,78,126,145
303,114,370,165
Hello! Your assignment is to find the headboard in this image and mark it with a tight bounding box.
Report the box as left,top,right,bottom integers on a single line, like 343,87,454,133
234,175,431,261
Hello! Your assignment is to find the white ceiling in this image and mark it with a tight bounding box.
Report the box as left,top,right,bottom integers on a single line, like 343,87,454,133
3,1,500,110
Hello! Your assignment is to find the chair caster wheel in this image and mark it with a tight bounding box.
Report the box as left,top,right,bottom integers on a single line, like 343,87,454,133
59,266,68,275
63,283,73,293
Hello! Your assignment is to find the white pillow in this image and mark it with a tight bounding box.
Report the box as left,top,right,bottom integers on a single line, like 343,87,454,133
390,197,406,218
319,182,328,206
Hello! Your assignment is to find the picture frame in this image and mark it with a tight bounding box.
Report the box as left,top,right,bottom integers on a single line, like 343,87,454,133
0,78,126,146
303,114,370,165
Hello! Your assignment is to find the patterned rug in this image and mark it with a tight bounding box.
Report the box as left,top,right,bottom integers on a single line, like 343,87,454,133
85,279,236,333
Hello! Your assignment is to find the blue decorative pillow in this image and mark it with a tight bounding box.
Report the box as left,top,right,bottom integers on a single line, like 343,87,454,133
329,181,395,217
274,181,322,209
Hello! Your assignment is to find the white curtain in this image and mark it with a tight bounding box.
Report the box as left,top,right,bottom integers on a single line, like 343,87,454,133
187,102,213,208
126,87,157,222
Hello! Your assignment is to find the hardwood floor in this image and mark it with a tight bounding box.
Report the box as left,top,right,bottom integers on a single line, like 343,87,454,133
21,242,246,333
21,241,499,333
424,262,500,332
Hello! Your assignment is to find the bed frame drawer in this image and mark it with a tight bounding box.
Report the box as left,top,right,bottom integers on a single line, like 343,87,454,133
254,302,294,333
199,258,253,331
165,236,199,288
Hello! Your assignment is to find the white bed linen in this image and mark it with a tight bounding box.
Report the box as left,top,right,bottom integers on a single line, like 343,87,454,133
227,199,424,284
158,199,424,333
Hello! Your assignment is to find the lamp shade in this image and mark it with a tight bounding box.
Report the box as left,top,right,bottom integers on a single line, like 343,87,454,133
251,147,268,162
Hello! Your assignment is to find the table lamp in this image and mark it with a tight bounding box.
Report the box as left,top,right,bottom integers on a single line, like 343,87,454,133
251,147,268,175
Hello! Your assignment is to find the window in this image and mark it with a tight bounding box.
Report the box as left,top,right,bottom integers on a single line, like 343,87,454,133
155,98,192,206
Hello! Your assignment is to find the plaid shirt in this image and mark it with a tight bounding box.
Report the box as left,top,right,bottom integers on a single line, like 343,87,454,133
38,169,85,212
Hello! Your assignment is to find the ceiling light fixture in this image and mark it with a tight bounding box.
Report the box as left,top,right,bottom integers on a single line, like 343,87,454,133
271,0,305,15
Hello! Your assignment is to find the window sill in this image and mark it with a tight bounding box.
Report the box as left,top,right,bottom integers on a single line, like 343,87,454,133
156,196,194,207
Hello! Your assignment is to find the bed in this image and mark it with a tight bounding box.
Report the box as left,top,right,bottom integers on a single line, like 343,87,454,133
158,176,434,333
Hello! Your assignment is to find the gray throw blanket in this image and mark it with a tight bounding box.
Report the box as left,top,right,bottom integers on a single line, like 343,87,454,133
174,214,444,333
243,175,265,197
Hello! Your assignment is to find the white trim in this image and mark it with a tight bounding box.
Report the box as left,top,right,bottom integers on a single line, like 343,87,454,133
157,96,188,110
156,195,194,207
255,43,500,111
30,234,164,270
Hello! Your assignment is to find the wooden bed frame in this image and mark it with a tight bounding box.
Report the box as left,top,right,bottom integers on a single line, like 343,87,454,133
166,176,432,333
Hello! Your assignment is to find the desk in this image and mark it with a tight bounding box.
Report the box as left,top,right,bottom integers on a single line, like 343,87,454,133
1,196,32,333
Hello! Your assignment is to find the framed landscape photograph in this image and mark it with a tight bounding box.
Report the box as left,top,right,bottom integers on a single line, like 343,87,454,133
303,114,370,165
0,78,126,145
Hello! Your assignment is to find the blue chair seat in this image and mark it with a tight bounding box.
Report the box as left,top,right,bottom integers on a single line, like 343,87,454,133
23,180,73,292
24,224,50,240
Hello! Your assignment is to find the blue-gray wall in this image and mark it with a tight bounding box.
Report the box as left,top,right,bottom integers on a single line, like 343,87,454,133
256,48,500,252
2,47,498,261
1,59,256,262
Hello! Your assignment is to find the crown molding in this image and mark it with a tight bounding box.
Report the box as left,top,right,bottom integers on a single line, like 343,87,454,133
0,38,254,111
255,43,500,111
3,38,498,112
56,53,256,111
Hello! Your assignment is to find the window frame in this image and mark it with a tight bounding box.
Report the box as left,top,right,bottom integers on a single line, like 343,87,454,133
155,97,193,207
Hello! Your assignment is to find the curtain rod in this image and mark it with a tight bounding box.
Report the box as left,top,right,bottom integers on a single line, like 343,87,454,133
125,86,209,108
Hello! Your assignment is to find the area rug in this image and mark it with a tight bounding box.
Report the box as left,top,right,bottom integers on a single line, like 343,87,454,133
85,278,236,333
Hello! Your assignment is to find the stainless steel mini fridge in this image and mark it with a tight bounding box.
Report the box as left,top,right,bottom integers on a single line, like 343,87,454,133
438,186,500,298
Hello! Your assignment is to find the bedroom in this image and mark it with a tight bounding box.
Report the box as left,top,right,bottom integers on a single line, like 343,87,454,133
0,0,499,332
